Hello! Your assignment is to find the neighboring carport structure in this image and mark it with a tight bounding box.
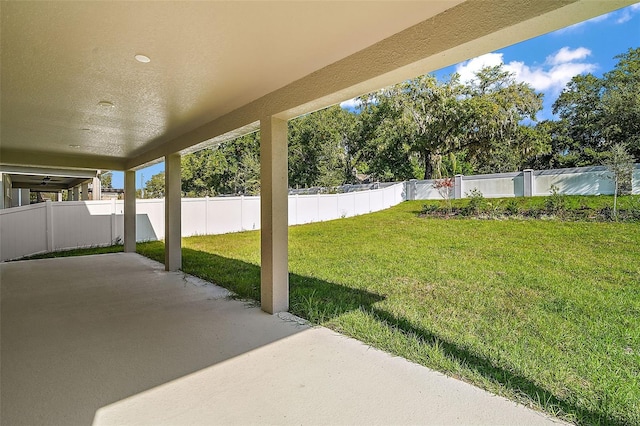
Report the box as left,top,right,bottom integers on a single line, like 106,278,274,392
0,1,633,311
0,165,101,207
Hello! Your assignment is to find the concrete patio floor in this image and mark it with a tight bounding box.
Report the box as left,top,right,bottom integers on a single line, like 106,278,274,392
1,253,566,425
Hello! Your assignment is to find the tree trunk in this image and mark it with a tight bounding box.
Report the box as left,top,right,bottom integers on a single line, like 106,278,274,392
423,152,433,180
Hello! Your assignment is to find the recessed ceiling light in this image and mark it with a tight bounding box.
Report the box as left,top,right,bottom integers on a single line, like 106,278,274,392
98,101,114,108
135,54,151,63
69,144,81,148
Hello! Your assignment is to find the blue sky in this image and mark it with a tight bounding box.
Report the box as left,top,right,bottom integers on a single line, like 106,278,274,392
112,3,639,189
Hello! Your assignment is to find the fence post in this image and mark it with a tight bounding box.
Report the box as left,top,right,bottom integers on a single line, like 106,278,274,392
523,169,534,197
408,179,417,200
110,198,117,244
45,200,54,252
205,196,209,235
382,185,385,207
240,195,244,231
454,175,463,199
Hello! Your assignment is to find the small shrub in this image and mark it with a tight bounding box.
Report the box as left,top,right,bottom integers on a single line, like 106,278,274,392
627,197,640,221
545,185,566,216
505,199,520,216
486,200,503,219
465,188,486,215
421,204,439,215
599,205,615,221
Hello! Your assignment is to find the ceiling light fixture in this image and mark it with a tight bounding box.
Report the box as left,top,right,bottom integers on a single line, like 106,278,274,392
134,54,151,63
69,144,81,148
98,101,114,108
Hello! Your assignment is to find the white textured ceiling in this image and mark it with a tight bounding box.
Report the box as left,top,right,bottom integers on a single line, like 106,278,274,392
0,1,635,171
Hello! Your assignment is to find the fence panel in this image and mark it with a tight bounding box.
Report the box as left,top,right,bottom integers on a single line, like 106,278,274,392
294,195,320,224
0,203,47,260
353,191,372,215
318,194,339,222
337,193,356,218
463,173,523,198
533,167,614,196
182,199,207,237
208,197,241,234
414,180,440,200
51,202,113,250
135,200,164,240
239,197,260,231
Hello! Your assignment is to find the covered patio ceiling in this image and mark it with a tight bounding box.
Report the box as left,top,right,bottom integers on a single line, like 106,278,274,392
1,1,633,172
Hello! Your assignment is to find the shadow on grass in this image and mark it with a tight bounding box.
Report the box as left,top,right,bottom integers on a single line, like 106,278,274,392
137,242,619,426
366,308,622,426
136,243,386,324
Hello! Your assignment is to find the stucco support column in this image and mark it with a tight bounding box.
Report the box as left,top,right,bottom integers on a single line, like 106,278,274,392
124,170,136,252
92,177,102,200
81,181,89,201
165,153,182,271
260,116,289,314
72,186,80,201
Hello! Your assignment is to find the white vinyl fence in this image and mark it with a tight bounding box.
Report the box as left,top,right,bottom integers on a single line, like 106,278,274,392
0,183,405,261
407,164,640,200
2,164,638,261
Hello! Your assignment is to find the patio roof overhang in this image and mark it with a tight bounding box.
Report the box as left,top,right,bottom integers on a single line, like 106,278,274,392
0,1,635,312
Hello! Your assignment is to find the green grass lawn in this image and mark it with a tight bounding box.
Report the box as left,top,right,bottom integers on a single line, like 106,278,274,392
26,198,639,424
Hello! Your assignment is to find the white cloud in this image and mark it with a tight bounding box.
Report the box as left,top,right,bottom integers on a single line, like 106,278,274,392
617,11,632,23
454,53,504,83
455,47,597,93
547,46,591,65
340,98,362,110
618,3,640,23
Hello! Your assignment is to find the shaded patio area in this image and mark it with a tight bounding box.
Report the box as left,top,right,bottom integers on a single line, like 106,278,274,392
1,253,564,425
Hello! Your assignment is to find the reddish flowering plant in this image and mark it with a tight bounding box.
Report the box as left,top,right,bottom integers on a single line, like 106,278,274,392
433,177,455,212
